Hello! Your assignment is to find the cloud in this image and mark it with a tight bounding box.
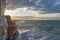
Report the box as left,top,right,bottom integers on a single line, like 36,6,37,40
5,10,13,16
6,0,35,8
5,8,60,17
11,8,35,16
39,13,60,17
6,0,60,15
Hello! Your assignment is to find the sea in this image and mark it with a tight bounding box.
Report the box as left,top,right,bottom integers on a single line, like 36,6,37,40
16,20,60,40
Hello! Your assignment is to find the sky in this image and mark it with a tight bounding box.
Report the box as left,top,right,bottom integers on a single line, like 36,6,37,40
5,0,60,17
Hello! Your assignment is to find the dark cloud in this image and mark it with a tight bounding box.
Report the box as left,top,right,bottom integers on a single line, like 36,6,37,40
6,0,35,8
6,0,60,13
